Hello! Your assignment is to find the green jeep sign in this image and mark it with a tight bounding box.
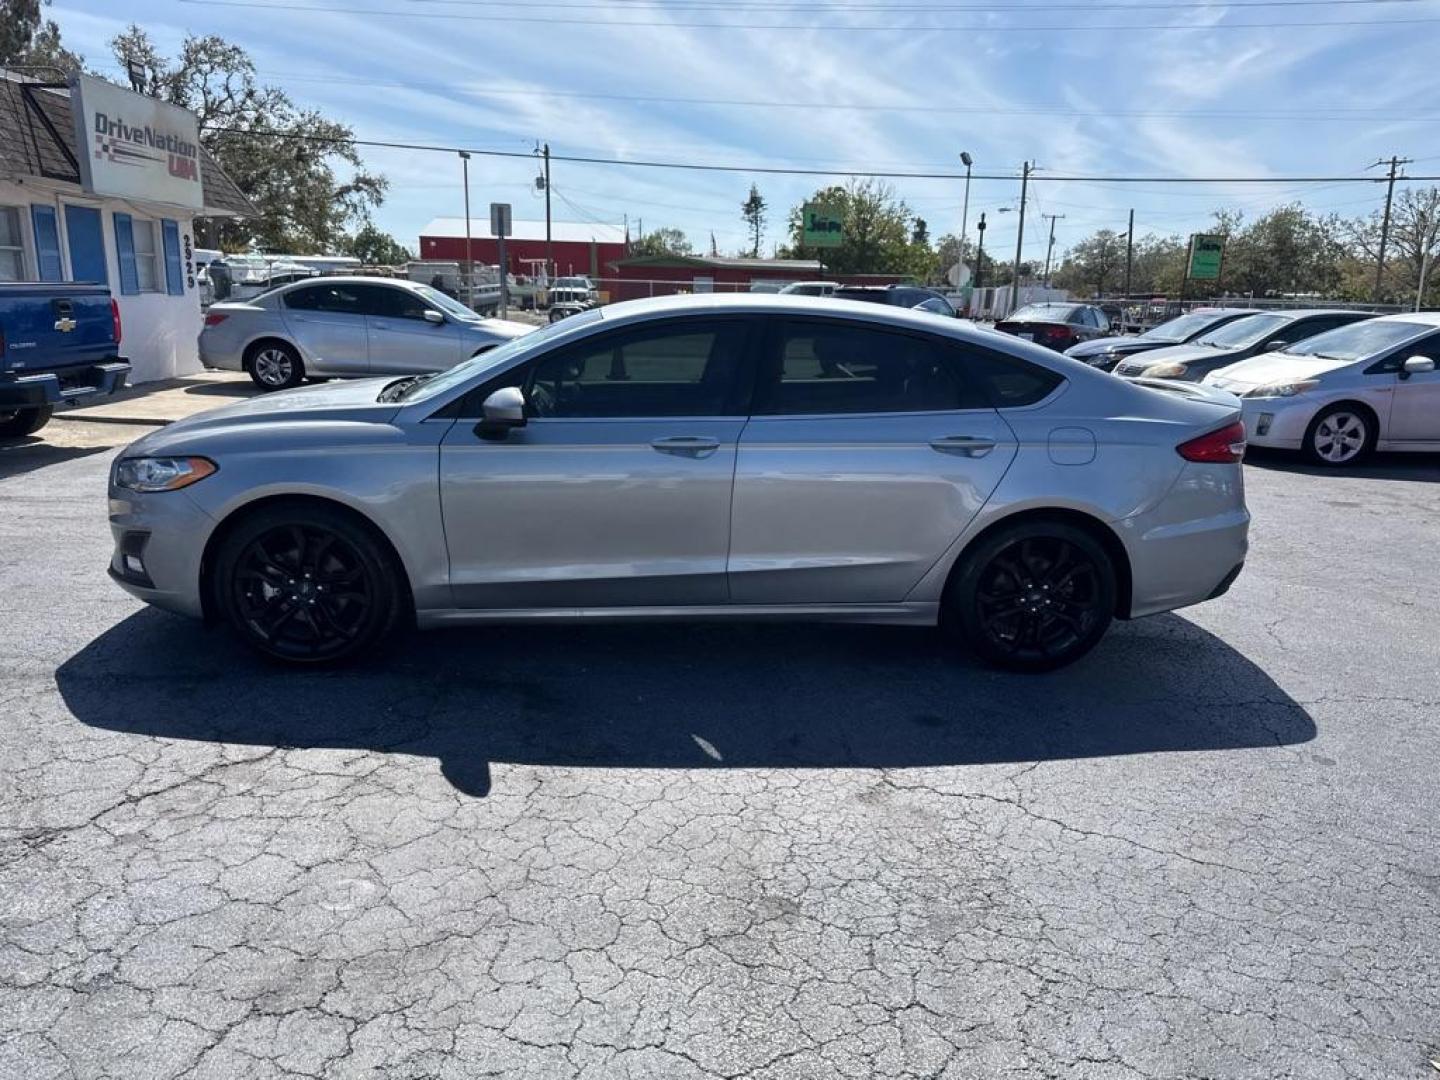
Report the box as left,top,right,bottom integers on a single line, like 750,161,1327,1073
1187,234,1225,281
801,203,844,248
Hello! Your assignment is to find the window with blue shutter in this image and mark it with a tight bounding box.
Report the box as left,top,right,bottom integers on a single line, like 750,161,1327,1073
30,205,63,281
113,212,138,296
161,219,184,296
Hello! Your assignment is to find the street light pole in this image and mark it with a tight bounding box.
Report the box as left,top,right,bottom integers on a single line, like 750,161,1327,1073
975,212,987,297
459,150,473,306
1009,160,1031,316
958,151,973,287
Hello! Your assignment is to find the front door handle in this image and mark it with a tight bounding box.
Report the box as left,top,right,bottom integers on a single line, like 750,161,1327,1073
651,435,720,458
930,435,997,457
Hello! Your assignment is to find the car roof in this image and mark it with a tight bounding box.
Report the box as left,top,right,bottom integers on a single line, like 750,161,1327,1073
276,275,416,290
1256,307,1372,320
1366,310,1440,327
589,291,979,335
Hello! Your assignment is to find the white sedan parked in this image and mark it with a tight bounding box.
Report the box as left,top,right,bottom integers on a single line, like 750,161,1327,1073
1203,312,1440,465
200,277,534,390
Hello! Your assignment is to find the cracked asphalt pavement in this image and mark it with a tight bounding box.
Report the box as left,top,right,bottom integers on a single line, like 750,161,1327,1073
1,425,1438,1079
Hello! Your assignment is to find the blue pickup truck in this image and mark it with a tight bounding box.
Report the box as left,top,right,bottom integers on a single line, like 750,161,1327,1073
0,283,130,437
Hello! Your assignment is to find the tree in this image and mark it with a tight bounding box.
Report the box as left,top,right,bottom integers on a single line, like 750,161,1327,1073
740,184,767,259
0,0,83,73
1052,230,1125,295
347,223,412,266
109,26,387,254
1346,186,1440,305
781,179,922,275
628,227,694,257
1216,203,1345,298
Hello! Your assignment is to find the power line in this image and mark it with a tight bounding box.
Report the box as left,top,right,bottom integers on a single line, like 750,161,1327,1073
252,70,1440,123
202,125,1440,184
178,0,1440,32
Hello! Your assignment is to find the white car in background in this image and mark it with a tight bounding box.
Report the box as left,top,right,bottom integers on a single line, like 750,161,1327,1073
1203,312,1440,465
200,277,534,390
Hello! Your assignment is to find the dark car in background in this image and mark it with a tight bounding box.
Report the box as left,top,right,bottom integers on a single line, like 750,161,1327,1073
1065,307,1259,372
1115,308,1374,382
833,284,958,317
993,302,1112,352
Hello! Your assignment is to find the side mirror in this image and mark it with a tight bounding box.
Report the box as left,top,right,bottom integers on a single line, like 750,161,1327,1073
1264,339,1289,351
474,385,526,440
423,309,446,325
1400,355,1436,378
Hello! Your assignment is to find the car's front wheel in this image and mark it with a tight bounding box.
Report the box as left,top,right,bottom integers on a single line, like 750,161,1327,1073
214,503,406,664
1303,404,1374,466
245,341,305,391
945,520,1116,672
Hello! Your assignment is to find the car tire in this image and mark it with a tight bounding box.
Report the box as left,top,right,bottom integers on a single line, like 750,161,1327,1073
944,520,1116,672
1302,404,1375,466
245,341,305,391
0,405,54,437
213,503,407,665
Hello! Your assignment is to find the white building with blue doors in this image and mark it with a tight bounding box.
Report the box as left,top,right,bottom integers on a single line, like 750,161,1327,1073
0,70,253,383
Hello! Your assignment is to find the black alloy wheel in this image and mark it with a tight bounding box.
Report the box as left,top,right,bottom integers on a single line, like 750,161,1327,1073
948,521,1115,672
216,505,403,664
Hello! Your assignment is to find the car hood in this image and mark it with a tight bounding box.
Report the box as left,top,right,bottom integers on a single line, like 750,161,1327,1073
1128,342,1240,366
1066,335,1163,358
122,378,400,456
1205,350,1354,389
459,318,535,340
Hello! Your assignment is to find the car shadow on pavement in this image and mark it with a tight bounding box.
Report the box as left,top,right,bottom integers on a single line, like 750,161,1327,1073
1245,447,1440,482
57,610,1314,797
0,440,109,480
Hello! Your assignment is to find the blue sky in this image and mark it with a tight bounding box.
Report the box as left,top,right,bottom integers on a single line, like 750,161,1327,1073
51,0,1440,263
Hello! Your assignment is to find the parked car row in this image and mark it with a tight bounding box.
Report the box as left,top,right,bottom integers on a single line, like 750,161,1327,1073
1039,305,1437,467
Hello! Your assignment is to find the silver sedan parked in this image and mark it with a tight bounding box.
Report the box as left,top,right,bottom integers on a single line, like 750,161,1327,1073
110,295,1250,671
1203,312,1440,465
200,276,534,390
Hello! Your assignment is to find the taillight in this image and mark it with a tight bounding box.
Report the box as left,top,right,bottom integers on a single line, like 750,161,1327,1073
203,312,229,327
1178,420,1247,463
110,298,122,345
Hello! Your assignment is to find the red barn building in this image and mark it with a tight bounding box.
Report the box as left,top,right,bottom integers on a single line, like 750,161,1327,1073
418,217,627,278
607,254,907,301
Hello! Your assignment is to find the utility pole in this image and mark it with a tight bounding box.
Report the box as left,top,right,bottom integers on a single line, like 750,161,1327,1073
541,143,553,283
975,212,987,302
1123,208,1135,300
959,151,973,287
459,150,472,306
1009,161,1031,316
1041,212,1064,286
1417,250,1432,312
1372,155,1412,303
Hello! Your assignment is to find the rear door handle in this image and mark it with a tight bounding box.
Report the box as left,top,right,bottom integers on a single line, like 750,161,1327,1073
930,435,997,457
651,435,720,458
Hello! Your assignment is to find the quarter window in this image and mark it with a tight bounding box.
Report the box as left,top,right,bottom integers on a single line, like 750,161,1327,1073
942,341,1064,407
527,320,748,418
0,206,26,280
757,321,990,415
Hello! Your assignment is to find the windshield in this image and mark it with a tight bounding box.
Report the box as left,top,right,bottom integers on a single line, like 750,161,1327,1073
395,308,603,403
1141,310,1237,344
555,277,590,288
1195,312,1289,348
1008,304,1076,323
1281,319,1429,362
415,284,480,320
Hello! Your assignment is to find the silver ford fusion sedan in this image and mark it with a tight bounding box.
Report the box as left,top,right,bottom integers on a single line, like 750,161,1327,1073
109,295,1250,672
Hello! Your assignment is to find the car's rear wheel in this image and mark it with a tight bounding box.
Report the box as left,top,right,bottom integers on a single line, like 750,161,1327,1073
1303,404,1374,466
214,504,405,665
245,341,305,391
945,520,1115,672
0,405,53,437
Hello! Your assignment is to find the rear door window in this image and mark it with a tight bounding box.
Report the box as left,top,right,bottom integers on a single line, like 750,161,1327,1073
757,319,992,415
284,283,365,315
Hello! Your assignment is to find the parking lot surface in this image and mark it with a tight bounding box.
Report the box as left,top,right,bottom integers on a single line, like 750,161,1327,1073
1,420,1437,1079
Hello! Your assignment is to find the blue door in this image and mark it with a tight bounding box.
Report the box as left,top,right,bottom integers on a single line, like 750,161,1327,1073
64,205,108,285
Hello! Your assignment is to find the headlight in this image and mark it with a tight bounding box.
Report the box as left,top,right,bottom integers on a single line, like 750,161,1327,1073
114,456,218,492
1241,380,1320,399
1140,361,1189,379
